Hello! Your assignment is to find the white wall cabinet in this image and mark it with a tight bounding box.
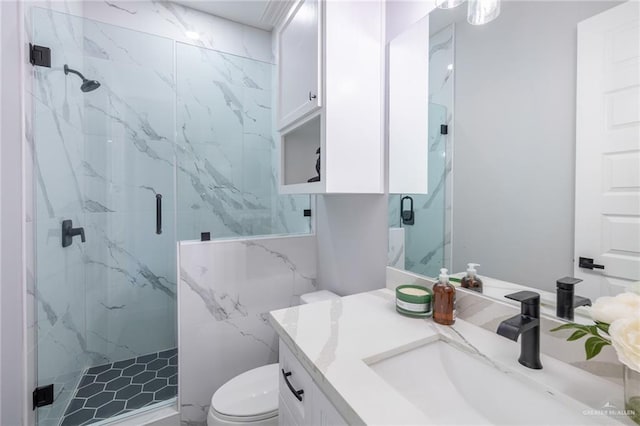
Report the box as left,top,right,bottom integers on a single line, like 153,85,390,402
278,340,348,426
277,0,384,194
278,0,321,129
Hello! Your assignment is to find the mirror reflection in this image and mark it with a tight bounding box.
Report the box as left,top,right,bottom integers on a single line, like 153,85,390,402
388,0,640,320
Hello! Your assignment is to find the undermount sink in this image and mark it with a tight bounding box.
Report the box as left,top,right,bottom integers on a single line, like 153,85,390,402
369,339,604,425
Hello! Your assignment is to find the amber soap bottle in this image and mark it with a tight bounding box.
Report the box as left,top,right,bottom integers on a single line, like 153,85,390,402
461,263,483,293
433,268,456,325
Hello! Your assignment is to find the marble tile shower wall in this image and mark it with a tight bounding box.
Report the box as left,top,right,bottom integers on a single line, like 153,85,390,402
176,44,310,241
387,25,454,279
179,236,317,425
31,9,178,419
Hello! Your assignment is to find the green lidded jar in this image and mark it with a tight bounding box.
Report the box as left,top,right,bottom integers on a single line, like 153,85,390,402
395,285,433,317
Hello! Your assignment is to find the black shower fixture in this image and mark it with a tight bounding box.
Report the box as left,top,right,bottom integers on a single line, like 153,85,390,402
63,64,101,92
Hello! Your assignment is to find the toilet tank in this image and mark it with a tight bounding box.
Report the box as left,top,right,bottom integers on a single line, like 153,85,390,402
300,290,340,305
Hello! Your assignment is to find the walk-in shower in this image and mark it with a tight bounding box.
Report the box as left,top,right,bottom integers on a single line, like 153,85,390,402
30,6,309,426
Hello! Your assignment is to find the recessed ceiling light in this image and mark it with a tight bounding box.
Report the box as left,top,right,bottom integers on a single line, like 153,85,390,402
185,31,200,40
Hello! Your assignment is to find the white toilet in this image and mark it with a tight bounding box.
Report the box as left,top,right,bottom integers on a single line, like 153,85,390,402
207,290,340,426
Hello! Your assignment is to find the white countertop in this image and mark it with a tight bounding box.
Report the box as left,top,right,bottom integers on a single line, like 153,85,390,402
269,289,628,425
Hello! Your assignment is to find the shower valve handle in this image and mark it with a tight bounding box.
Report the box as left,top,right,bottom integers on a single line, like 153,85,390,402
62,220,86,248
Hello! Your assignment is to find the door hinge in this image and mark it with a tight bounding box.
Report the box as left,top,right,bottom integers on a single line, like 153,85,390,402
33,384,54,410
29,44,51,68
303,209,312,217
440,124,448,135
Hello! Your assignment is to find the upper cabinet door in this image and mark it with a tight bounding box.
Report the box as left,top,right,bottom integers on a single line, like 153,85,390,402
278,0,321,130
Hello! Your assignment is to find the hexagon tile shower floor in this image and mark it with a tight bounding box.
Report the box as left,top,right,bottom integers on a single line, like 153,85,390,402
59,348,177,426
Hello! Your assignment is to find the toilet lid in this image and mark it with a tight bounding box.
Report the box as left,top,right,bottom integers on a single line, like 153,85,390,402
211,363,279,419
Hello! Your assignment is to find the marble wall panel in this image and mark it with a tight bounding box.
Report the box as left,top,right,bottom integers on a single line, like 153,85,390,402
179,235,317,425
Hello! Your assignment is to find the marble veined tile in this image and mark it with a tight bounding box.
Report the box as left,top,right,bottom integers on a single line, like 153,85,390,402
82,133,175,215
81,1,273,63
83,58,175,142
81,16,174,74
388,227,406,270
179,235,317,425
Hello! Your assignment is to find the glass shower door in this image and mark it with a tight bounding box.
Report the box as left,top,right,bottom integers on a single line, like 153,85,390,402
31,9,177,426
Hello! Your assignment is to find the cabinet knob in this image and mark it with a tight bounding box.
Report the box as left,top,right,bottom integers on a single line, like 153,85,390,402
309,91,317,101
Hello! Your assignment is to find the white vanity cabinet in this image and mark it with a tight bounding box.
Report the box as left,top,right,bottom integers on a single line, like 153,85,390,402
278,340,347,426
276,0,383,194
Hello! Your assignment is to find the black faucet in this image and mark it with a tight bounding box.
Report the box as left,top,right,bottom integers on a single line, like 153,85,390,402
62,219,85,248
556,277,592,321
497,291,542,369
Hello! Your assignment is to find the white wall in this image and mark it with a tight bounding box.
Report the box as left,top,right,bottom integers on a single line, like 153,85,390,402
1,1,26,424
385,0,436,42
316,195,388,295
450,1,619,291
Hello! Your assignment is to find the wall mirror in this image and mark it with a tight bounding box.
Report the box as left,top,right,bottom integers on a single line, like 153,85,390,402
387,0,640,321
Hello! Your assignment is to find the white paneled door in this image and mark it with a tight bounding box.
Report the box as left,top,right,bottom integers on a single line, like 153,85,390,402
575,1,640,300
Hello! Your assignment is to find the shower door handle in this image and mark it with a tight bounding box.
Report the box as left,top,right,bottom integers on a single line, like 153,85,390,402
156,194,162,235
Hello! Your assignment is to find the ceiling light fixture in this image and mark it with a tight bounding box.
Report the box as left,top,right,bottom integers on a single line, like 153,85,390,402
185,31,200,40
467,0,501,25
437,0,465,9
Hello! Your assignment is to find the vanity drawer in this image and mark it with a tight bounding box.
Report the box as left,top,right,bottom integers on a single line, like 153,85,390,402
279,395,301,426
279,341,313,422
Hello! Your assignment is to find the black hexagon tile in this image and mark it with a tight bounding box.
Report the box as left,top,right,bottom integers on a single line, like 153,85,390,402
147,358,168,371
95,369,121,383
126,392,153,410
132,371,155,384
105,376,131,391
85,391,116,408
122,363,145,377
112,358,135,369
157,366,176,378
76,383,104,398
95,400,126,419
143,378,167,393
60,408,95,426
60,348,177,426
158,348,177,359
115,384,142,400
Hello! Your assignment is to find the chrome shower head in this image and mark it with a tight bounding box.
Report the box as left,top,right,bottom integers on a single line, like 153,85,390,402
64,64,101,93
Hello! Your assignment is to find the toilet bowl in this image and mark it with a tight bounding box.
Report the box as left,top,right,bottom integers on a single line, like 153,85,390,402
207,290,340,425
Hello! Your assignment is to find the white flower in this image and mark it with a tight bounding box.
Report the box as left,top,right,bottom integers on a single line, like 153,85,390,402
609,317,640,373
590,292,640,324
